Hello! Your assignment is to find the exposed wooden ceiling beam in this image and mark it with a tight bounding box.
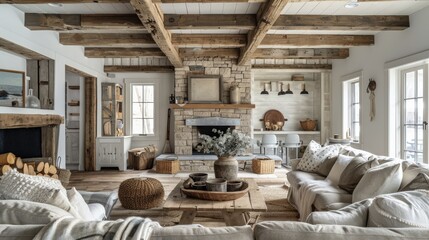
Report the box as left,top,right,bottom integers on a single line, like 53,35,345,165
0,0,128,3
254,48,349,59
179,48,239,58
2,0,424,3
238,0,290,65
262,34,374,47
172,34,246,48
25,13,144,31
164,14,256,30
84,48,164,58
129,0,182,68
60,33,156,47
252,64,332,69
0,37,49,60
273,15,409,31
104,65,174,72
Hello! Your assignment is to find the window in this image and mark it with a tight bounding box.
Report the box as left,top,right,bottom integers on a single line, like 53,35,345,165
342,76,361,143
131,84,154,135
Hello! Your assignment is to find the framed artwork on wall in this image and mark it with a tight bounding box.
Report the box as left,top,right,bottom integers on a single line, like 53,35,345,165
188,75,223,103
0,69,25,108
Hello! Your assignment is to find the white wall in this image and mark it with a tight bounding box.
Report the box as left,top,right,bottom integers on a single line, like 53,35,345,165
331,6,429,155
0,5,106,167
106,72,174,155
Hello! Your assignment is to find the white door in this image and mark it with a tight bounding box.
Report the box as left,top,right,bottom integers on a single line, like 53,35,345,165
401,65,428,163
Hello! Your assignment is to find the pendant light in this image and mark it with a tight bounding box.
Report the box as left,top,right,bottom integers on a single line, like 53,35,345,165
300,84,309,95
260,82,269,95
285,83,293,94
278,82,286,95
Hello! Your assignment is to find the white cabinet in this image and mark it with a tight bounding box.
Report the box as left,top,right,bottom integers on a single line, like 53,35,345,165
66,130,80,166
96,136,131,171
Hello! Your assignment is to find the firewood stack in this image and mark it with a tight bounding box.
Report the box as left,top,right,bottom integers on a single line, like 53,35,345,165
0,152,58,179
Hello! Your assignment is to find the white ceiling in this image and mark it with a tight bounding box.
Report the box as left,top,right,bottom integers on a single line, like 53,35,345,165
160,3,261,14
13,3,135,14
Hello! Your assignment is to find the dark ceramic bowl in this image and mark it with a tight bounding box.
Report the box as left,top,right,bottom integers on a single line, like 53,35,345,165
227,180,243,192
191,181,207,191
189,173,208,182
206,178,227,192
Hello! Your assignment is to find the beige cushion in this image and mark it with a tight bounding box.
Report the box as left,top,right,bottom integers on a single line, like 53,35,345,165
367,190,429,228
326,154,354,185
352,162,403,202
67,187,95,221
88,203,106,221
338,146,373,160
315,156,337,177
401,173,429,191
313,192,352,211
307,199,373,227
338,157,379,193
151,225,253,240
0,200,73,225
286,171,325,189
297,141,341,173
400,164,429,189
0,225,44,240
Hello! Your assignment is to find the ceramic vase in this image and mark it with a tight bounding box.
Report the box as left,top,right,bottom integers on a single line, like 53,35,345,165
214,156,238,181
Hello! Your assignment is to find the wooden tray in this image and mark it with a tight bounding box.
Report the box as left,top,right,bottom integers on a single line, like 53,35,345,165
262,109,287,130
180,181,249,201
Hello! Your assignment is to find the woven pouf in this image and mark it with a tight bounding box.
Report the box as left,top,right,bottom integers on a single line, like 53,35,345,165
118,177,165,210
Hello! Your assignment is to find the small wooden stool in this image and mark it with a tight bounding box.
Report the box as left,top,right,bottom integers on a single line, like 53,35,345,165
156,159,180,174
252,158,275,174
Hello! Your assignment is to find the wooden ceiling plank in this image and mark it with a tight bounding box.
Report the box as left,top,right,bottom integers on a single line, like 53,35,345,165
262,34,375,47
172,34,246,48
252,64,332,69
164,14,256,30
81,14,143,30
179,48,239,58
238,0,290,65
273,15,410,31
253,48,349,59
84,47,165,58
129,0,182,67
60,33,155,47
104,65,174,72
0,37,49,60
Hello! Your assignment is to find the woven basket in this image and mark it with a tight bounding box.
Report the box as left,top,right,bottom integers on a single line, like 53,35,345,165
156,159,180,174
118,177,164,210
300,119,317,131
252,158,275,174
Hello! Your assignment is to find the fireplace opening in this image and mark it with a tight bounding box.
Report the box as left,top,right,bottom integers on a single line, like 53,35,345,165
193,126,235,155
0,127,42,158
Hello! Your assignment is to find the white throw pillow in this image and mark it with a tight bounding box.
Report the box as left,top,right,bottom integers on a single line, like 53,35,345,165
352,161,403,202
400,164,429,189
367,190,429,228
67,187,96,221
326,154,354,185
0,170,80,218
297,141,341,173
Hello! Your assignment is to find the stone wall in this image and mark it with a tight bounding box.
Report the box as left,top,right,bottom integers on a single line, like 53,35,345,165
173,57,252,155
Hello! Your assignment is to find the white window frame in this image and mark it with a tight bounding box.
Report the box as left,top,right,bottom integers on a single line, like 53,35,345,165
125,79,160,140
342,71,362,145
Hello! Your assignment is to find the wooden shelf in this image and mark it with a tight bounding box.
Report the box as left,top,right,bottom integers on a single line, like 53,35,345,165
169,103,255,109
68,85,80,90
68,102,80,106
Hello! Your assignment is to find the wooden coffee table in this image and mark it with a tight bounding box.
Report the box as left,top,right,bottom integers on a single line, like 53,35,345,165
163,178,267,226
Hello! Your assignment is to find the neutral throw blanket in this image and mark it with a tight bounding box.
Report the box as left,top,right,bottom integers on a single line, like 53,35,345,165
33,217,161,240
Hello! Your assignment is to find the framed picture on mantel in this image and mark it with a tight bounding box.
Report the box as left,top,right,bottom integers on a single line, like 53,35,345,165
0,69,25,108
188,75,223,103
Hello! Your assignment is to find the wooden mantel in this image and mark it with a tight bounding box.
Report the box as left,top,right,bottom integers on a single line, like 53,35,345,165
169,103,255,109
0,114,64,129
0,114,64,166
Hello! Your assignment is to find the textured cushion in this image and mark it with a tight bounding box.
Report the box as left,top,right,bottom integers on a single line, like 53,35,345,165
0,200,73,225
79,190,118,218
297,141,341,173
67,187,95,221
286,171,325,189
352,162,403,202
315,156,337,177
0,170,80,218
400,164,429,189
338,157,379,193
338,146,373,159
313,192,352,211
0,225,44,240
367,190,429,228
307,199,373,227
254,221,429,240
151,225,253,240
400,173,429,191
88,203,106,221
326,154,354,185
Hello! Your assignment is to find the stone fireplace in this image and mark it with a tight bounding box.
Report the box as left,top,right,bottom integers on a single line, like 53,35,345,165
173,57,252,155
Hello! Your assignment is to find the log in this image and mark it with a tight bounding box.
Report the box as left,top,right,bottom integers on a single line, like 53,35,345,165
48,165,57,175
15,157,23,169
1,165,12,175
23,163,29,175
36,162,44,173
37,173,43,176
44,162,49,174
0,153,16,165
51,174,59,179
28,165,35,175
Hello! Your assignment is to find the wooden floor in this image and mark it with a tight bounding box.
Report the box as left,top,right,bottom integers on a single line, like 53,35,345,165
67,168,299,227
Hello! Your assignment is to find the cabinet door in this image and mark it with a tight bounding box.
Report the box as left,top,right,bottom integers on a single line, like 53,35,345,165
66,132,79,164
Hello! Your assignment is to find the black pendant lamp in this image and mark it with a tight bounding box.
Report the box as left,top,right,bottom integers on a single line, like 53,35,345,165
278,83,286,95
285,83,293,94
261,82,269,95
300,84,309,94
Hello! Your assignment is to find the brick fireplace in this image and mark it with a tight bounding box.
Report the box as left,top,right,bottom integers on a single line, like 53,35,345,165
173,57,252,155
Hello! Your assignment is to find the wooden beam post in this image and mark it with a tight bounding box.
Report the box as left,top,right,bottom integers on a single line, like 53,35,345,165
238,0,290,65
84,77,97,171
129,0,182,67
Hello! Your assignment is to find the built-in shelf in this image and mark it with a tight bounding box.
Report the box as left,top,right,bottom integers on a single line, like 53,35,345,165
69,113,80,116
169,103,255,109
68,85,80,90
68,102,80,106
253,130,320,135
